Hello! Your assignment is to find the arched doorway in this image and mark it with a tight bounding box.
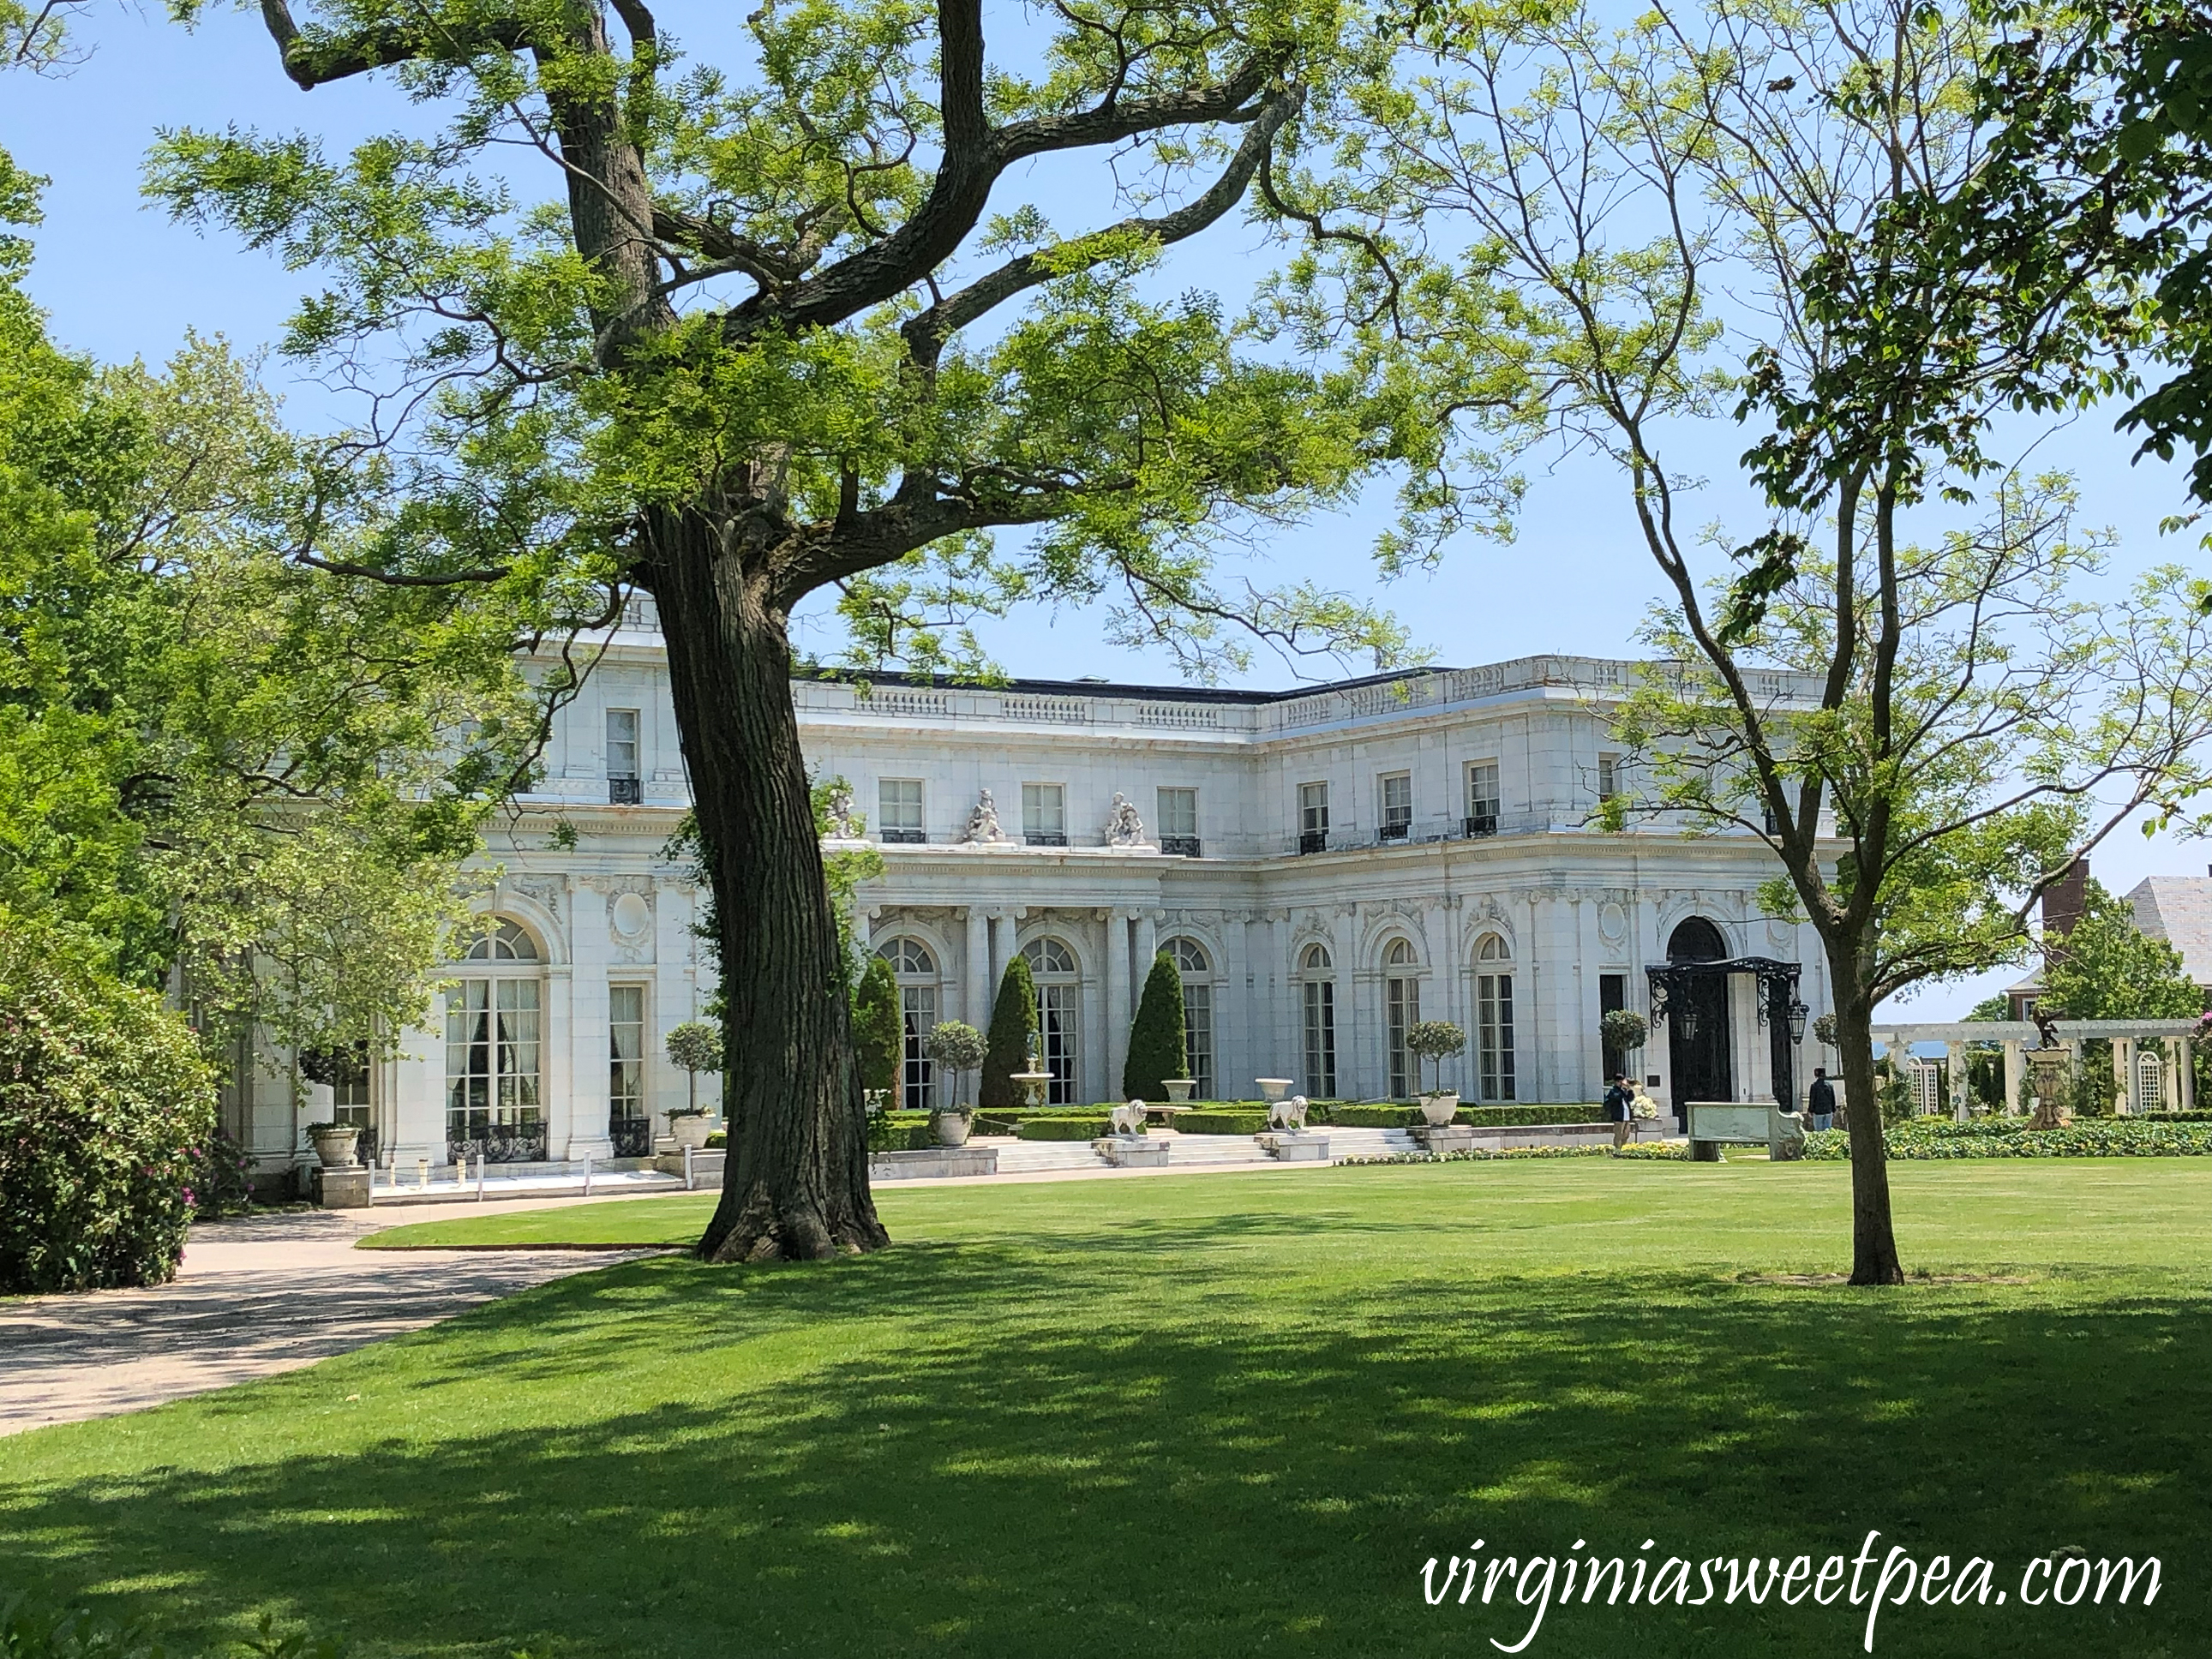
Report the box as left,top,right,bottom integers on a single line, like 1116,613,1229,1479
1664,917,1731,1123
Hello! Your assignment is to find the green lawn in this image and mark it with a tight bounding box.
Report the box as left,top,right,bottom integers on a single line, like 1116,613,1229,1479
3,1159,2209,1658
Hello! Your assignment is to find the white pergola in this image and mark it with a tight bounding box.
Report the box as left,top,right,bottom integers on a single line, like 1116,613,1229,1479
1863,1019,2200,1120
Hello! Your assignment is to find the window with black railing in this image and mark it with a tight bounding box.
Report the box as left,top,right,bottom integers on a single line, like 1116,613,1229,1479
878,778,925,843
1157,787,1199,857
1022,782,1066,847
1378,771,1412,841
1466,761,1500,837
1161,835,1202,857
1298,830,1328,854
1298,781,1329,854
606,709,641,805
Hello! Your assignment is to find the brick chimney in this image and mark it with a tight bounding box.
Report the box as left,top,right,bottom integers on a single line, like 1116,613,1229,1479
2041,857,2090,939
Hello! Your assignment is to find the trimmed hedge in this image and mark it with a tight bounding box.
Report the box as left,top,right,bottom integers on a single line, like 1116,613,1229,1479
866,1111,936,1153
1122,950,1187,1098
1322,1102,1615,1129
1173,1110,1270,1135
1802,1118,2212,1160
1016,1114,1114,1141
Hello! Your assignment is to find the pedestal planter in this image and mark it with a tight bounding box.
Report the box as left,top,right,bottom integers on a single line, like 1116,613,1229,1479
1163,1079,1197,1103
1255,1078,1294,1103
308,1125,362,1169
669,1112,714,1151
936,1111,974,1147
1417,1092,1460,1128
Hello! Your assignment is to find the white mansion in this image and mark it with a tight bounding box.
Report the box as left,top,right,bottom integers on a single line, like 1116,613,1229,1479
234,603,1839,1176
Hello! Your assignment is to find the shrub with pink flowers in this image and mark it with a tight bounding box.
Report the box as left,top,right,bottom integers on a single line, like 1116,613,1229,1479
0,917,216,1294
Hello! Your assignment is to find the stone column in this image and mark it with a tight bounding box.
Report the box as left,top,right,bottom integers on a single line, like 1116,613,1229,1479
2002,1037,2025,1117
1734,973,1765,1103
651,885,690,1121
1135,912,1159,979
1946,1038,1969,1122
1330,906,1363,1098
1418,901,1456,1096
565,883,613,1160
2183,1038,2197,1111
1883,1033,1909,1113
543,960,575,1158
1223,912,1252,1098
2113,1036,2134,1115
2167,1037,2185,1111
1574,893,1604,1103
965,907,992,1029
1104,910,1132,1094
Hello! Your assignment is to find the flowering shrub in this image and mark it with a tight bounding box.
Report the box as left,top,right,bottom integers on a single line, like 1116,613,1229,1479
0,920,217,1294
1800,1118,2212,1161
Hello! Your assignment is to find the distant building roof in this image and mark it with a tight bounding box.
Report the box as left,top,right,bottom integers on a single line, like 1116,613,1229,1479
2128,877,2212,987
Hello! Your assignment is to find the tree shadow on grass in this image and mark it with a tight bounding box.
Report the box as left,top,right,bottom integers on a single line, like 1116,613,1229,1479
3,1235,2207,1659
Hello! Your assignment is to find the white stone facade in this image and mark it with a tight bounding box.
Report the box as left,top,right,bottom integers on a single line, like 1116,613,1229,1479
226,605,1837,1174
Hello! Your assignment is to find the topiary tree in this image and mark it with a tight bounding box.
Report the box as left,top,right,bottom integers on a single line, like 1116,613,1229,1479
980,955,1040,1111
923,1021,989,1116
0,915,218,1294
851,955,904,1108
1813,1012,1839,1051
1123,952,1189,1099
1406,1021,1466,1097
1599,1009,1649,1058
664,1019,724,1118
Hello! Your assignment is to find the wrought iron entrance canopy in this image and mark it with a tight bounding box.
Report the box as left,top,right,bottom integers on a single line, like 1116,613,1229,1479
1646,956,1806,1037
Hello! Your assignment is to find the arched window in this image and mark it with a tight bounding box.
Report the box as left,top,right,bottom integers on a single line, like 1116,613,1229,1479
1384,937,1421,1098
1166,937,1214,1099
1299,943,1336,1098
878,937,939,1110
446,917,545,1159
1668,916,1728,963
1474,934,1516,1102
463,919,539,961
1020,936,1082,1105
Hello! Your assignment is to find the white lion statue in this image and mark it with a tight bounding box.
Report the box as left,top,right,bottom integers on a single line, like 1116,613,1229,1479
1110,1099,1148,1135
1268,1094,1310,1132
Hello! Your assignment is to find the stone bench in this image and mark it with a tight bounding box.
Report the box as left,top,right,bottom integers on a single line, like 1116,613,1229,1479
869,1147,1000,1181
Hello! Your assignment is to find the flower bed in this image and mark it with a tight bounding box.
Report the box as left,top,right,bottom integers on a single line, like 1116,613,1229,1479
1340,1142,1690,1166
1802,1118,2212,1160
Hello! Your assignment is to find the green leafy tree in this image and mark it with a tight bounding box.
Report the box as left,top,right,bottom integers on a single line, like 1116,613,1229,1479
663,1018,722,1117
1277,0,2212,1281
980,955,1040,1111
2041,880,2204,1020
0,157,536,1084
922,1018,987,1113
851,954,903,1105
1405,1019,1465,1096
1123,951,1188,1099
154,0,1421,1261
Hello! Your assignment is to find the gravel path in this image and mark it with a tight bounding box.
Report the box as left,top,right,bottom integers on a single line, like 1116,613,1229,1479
0,1205,659,1437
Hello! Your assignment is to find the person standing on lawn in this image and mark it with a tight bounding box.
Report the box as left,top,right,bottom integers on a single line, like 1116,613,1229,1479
1807,1068,1837,1133
1604,1074,1635,1148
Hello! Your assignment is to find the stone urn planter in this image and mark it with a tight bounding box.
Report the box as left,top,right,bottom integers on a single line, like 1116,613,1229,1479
308,1124,362,1168
935,1110,974,1147
1417,1091,1460,1128
1255,1078,1294,1103
1162,1078,1197,1103
668,1111,715,1151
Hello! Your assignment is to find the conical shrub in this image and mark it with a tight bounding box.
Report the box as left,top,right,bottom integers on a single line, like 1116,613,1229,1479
1122,950,1187,1099
851,954,903,1104
980,953,1039,1109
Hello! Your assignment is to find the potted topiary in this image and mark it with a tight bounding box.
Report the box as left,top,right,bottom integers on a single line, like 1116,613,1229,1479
304,1122,361,1168
1600,1008,1648,1068
664,1018,724,1125
665,1105,714,1149
923,1020,989,1146
1406,1021,1466,1126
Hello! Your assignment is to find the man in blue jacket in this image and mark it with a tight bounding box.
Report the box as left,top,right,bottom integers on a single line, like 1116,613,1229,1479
1604,1074,1635,1148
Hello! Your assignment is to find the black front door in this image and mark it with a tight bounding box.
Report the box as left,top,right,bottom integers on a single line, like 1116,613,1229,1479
1668,974,1731,1128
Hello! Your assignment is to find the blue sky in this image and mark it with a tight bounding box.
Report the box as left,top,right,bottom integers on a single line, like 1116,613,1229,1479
7,1,2209,1015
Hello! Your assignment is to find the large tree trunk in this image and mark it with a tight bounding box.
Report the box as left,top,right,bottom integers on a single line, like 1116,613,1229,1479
1827,936,1903,1285
637,501,888,1261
